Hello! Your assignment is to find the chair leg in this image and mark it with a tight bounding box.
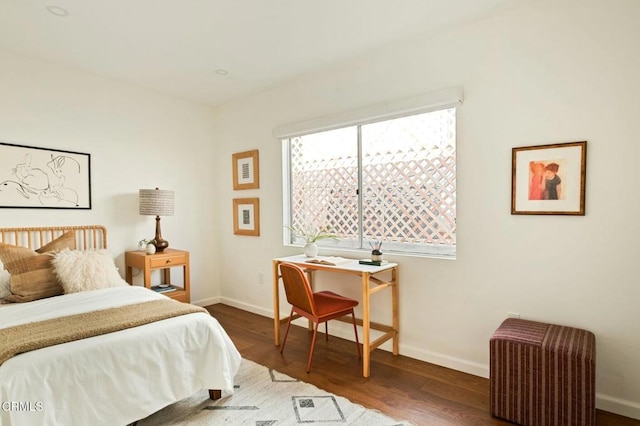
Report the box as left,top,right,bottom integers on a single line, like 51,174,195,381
280,309,294,354
351,310,361,359
325,321,329,341
307,322,320,373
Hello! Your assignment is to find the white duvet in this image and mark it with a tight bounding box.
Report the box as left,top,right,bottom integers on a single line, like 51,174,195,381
0,286,241,426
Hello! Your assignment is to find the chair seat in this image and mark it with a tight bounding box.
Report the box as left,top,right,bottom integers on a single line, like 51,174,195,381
313,291,358,317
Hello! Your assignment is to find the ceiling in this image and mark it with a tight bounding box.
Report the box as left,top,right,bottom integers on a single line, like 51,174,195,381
0,0,527,108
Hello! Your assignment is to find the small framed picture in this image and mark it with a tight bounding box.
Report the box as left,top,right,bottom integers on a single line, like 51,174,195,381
233,198,260,236
511,141,587,215
232,149,259,190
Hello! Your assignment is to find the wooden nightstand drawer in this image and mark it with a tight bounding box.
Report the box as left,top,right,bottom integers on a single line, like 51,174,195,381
165,290,189,303
149,254,186,268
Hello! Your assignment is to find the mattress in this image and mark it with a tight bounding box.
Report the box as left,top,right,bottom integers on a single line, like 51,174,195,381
0,286,241,425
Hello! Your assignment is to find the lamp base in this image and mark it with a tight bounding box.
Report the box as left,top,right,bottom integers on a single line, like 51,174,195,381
153,238,169,252
153,215,169,252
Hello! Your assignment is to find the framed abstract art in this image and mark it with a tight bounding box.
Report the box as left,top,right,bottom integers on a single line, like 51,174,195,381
511,141,586,215
0,142,91,209
232,149,259,190
233,197,260,236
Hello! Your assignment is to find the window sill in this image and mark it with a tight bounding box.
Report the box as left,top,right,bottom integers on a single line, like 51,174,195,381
283,243,456,261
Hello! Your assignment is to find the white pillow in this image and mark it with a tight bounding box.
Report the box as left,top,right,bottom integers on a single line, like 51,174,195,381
51,249,128,294
0,260,10,299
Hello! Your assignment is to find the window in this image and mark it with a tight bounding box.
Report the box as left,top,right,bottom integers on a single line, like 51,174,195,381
279,90,460,258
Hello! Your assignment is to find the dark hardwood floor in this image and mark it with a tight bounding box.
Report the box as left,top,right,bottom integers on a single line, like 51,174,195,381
206,304,639,426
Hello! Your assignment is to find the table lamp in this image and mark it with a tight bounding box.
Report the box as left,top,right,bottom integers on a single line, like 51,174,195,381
139,187,174,252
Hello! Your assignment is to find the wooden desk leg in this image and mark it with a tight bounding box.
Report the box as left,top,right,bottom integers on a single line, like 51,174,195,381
392,266,399,356
272,260,280,346
362,272,371,378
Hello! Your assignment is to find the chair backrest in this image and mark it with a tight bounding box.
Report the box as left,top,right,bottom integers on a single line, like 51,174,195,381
279,262,316,316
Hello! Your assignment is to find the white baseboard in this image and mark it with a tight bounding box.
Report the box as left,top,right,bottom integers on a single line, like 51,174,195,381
400,343,490,378
191,296,222,307
596,393,640,420
218,297,273,318
214,297,640,420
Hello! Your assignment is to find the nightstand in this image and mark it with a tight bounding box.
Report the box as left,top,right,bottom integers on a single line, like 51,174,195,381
124,248,190,303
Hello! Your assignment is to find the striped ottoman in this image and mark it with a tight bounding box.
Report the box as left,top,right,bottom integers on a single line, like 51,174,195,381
490,318,596,426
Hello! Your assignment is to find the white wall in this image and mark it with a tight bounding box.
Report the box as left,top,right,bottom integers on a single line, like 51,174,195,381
213,0,640,418
0,49,222,305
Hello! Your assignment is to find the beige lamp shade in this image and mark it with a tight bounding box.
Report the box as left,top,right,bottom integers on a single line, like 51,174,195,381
139,188,174,253
139,188,174,216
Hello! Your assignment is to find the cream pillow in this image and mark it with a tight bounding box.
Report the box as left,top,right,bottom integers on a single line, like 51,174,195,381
52,249,129,293
0,260,10,299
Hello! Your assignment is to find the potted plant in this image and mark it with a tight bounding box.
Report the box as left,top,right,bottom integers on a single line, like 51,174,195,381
138,239,157,255
286,225,339,257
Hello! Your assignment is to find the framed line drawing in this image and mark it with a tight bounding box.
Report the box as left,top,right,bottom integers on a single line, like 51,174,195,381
511,141,586,215
233,198,260,236
232,149,259,190
0,142,91,209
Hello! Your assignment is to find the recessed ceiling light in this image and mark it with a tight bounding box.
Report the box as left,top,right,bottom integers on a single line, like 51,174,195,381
46,5,69,17
215,69,229,76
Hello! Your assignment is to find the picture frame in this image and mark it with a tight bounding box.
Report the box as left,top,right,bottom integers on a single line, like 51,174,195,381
233,198,260,236
232,149,259,190
511,141,586,215
0,142,91,209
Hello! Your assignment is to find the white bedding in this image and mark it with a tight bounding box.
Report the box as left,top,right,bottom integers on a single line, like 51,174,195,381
0,286,241,426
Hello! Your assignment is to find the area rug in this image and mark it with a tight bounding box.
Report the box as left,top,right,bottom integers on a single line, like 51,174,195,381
138,358,413,425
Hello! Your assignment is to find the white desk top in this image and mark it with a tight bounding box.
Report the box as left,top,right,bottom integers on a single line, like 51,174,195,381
275,254,397,273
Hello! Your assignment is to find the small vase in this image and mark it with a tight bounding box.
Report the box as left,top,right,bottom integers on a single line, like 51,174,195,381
304,242,319,257
145,244,156,255
371,252,383,262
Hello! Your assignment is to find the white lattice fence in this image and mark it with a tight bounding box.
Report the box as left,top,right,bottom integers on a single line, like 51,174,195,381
291,158,456,246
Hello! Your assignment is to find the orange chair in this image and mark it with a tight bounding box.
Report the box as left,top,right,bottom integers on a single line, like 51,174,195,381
279,262,361,373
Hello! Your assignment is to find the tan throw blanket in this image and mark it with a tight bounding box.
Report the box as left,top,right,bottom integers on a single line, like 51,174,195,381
0,299,208,366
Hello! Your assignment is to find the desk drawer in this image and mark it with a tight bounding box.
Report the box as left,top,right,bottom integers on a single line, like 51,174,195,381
150,254,186,268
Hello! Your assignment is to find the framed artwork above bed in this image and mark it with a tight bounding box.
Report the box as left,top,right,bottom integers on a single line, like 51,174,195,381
0,142,91,209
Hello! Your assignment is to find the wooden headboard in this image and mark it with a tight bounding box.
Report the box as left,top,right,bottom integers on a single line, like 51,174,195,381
0,225,107,250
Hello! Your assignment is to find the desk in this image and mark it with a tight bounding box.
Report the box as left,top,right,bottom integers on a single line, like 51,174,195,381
272,255,398,377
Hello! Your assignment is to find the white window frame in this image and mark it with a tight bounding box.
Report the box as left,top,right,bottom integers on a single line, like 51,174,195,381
276,87,463,258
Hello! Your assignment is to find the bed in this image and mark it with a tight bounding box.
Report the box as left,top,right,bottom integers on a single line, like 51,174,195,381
0,225,241,426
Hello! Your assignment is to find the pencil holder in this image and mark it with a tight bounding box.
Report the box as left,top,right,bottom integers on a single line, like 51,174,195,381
371,250,383,262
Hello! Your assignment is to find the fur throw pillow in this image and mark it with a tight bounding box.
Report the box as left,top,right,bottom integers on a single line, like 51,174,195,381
52,249,129,294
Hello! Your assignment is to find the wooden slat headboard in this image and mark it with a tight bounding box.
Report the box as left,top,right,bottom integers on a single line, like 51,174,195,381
0,225,107,250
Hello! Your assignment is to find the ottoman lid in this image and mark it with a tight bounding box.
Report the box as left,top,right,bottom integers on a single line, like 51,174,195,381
491,318,550,346
543,324,596,360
